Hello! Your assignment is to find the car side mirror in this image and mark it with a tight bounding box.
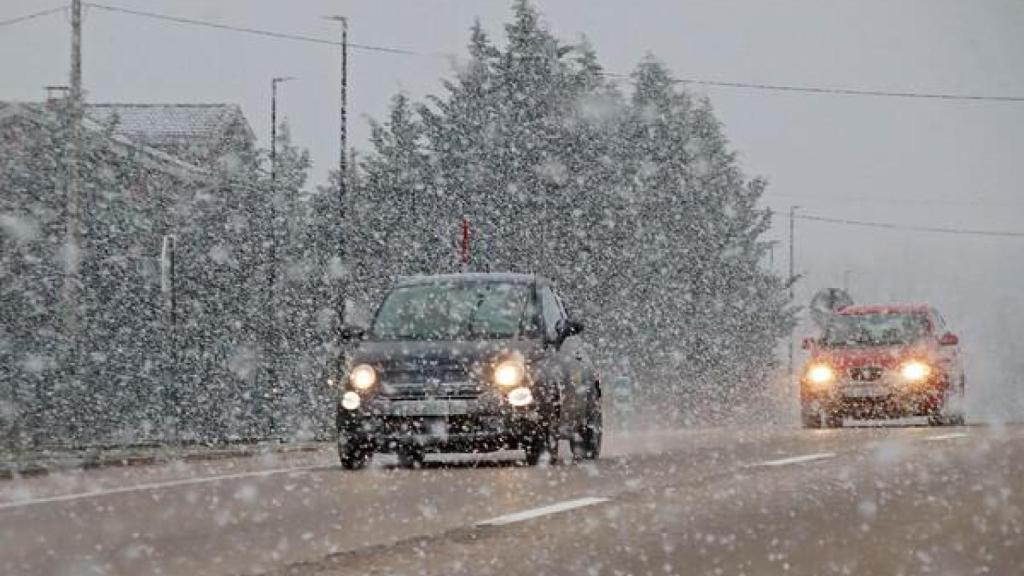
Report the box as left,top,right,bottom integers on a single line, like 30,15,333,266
939,332,958,346
338,324,366,342
557,319,584,339
801,337,816,350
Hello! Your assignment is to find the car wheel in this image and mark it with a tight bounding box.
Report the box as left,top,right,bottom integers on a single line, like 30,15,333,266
524,419,559,466
823,411,843,428
929,386,965,426
801,413,822,429
338,432,370,470
571,392,603,461
927,404,951,426
952,375,967,425
801,403,838,428
396,448,425,469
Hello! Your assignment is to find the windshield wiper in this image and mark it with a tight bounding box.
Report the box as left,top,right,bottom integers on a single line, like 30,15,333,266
463,292,486,337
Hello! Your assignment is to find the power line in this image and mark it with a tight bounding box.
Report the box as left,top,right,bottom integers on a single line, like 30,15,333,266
29,2,1024,104
83,2,441,57
0,5,66,28
674,77,1024,104
600,71,1024,103
795,213,1024,238
764,192,1023,210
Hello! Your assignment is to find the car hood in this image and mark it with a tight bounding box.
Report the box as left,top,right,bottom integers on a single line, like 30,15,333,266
350,338,542,370
811,343,935,369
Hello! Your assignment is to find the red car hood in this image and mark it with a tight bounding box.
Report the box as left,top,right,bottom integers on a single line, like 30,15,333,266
811,344,934,370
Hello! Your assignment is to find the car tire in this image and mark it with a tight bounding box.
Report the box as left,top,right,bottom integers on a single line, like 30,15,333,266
801,413,822,429
338,433,370,470
823,411,843,428
929,386,966,426
524,420,559,466
397,448,425,469
571,391,603,461
801,404,840,429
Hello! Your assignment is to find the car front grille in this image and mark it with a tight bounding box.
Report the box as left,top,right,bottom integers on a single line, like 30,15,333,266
849,367,884,382
379,366,484,399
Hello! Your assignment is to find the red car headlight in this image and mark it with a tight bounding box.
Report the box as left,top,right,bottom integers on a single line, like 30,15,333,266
899,361,932,383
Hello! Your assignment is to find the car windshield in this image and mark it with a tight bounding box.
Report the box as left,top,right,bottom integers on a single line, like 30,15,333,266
822,313,930,347
371,281,530,341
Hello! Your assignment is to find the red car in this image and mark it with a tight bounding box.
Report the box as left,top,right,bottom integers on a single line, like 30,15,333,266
800,304,966,428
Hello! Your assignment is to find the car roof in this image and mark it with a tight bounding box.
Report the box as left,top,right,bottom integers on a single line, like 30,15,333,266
837,304,932,316
394,272,545,287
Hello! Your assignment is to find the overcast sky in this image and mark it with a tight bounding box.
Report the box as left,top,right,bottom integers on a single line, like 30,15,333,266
3,0,1023,417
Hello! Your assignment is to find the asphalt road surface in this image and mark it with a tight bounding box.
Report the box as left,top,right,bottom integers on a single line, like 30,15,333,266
2,423,1022,576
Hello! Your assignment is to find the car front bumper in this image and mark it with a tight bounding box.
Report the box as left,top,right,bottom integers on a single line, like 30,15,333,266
801,377,947,419
337,395,545,452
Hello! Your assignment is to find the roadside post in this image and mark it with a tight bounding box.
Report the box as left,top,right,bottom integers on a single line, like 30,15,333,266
160,235,179,441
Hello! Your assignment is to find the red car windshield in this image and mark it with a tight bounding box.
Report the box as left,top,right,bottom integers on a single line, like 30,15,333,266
822,313,930,348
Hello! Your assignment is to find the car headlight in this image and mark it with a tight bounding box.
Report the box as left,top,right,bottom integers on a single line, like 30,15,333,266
900,361,931,382
349,364,377,390
341,391,361,410
806,364,836,387
493,359,525,388
507,386,533,407
495,356,528,387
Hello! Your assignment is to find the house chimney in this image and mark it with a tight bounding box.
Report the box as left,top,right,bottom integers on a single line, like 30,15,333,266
45,85,70,109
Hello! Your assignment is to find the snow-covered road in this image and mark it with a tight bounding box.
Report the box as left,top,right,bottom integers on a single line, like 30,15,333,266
2,425,1021,575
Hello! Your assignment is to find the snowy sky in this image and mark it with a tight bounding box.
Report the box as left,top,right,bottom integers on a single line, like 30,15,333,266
3,0,1023,416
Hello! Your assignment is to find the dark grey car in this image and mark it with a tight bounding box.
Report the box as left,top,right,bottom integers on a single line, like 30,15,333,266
332,273,602,468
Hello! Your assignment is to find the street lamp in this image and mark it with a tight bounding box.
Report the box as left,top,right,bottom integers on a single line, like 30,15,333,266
270,76,294,184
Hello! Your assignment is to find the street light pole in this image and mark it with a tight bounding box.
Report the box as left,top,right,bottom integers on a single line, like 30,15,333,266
266,76,292,440
325,15,348,323
268,76,294,310
788,205,799,380
62,0,83,357
270,76,293,185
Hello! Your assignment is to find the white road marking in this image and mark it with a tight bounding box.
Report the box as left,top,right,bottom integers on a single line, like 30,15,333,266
0,464,328,511
754,452,837,467
925,432,970,442
477,497,610,527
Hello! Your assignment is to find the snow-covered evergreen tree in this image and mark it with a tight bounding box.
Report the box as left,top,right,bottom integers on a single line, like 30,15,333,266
351,2,794,423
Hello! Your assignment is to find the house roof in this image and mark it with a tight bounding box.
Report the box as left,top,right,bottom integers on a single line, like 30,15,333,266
85,103,255,146
0,101,209,180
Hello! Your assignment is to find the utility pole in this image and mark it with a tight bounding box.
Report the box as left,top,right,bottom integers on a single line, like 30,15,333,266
788,205,799,380
266,76,293,440
61,0,83,358
325,15,348,323
270,76,293,185
268,76,293,299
